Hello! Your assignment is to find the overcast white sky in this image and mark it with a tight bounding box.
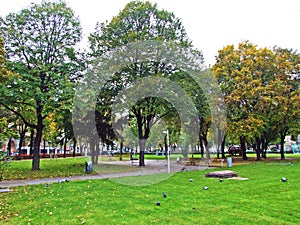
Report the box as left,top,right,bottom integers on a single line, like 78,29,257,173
1,0,300,66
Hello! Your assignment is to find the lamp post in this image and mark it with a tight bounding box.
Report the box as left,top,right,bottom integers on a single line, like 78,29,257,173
163,129,170,173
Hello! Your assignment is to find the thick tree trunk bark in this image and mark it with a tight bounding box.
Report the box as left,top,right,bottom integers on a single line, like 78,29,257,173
90,140,96,165
261,135,267,159
32,111,43,171
199,137,204,158
119,141,123,161
7,137,12,156
63,136,67,158
89,137,99,165
72,137,77,157
18,125,27,158
95,140,99,165
29,128,34,155
202,136,210,161
217,128,222,159
280,135,285,160
255,137,261,161
139,139,146,167
240,136,247,160
205,145,210,161
221,135,226,158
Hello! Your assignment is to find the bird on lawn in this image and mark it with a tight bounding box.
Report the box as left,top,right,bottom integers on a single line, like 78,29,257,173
281,177,287,182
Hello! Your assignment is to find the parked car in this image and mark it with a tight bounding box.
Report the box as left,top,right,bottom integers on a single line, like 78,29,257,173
291,144,300,154
246,148,255,154
111,149,120,155
268,145,280,153
228,145,242,156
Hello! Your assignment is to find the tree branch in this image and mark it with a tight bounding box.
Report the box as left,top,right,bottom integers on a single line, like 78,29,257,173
0,101,37,128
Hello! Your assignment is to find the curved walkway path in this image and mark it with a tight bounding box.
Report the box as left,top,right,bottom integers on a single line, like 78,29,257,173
0,160,211,189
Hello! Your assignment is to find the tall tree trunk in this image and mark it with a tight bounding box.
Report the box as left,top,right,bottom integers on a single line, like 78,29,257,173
205,146,210,161
72,137,77,157
95,139,99,165
119,141,123,161
199,137,204,158
18,124,27,158
201,135,210,161
90,135,99,165
240,136,247,160
139,139,146,167
7,137,12,156
43,139,46,155
63,136,67,158
280,134,285,160
261,134,267,159
221,134,226,158
217,128,222,159
90,140,95,164
255,137,261,161
164,135,168,159
136,109,151,167
29,128,35,155
32,109,43,171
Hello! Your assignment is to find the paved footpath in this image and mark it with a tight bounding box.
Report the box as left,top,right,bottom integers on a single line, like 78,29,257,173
0,171,160,188
0,160,209,189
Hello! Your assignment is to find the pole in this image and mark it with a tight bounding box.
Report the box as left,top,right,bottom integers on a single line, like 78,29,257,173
163,129,170,174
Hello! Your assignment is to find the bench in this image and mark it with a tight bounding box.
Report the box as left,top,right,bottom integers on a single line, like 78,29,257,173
184,158,197,166
185,159,196,166
130,157,139,165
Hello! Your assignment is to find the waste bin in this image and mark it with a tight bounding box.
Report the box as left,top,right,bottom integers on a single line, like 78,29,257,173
85,161,92,173
226,157,232,167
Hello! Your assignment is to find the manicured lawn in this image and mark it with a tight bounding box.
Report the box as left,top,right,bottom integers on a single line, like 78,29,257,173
3,157,88,180
1,160,299,224
3,156,145,180
3,154,299,180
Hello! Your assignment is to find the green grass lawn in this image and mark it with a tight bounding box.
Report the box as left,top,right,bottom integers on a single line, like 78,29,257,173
1,159,299,224
3,153,299,180
3,155,171,181
3,156,145,180
3,157,88,180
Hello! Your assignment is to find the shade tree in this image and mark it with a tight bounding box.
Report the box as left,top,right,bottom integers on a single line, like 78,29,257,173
0,1,83,170
213,41,300,160
85,1,210,166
